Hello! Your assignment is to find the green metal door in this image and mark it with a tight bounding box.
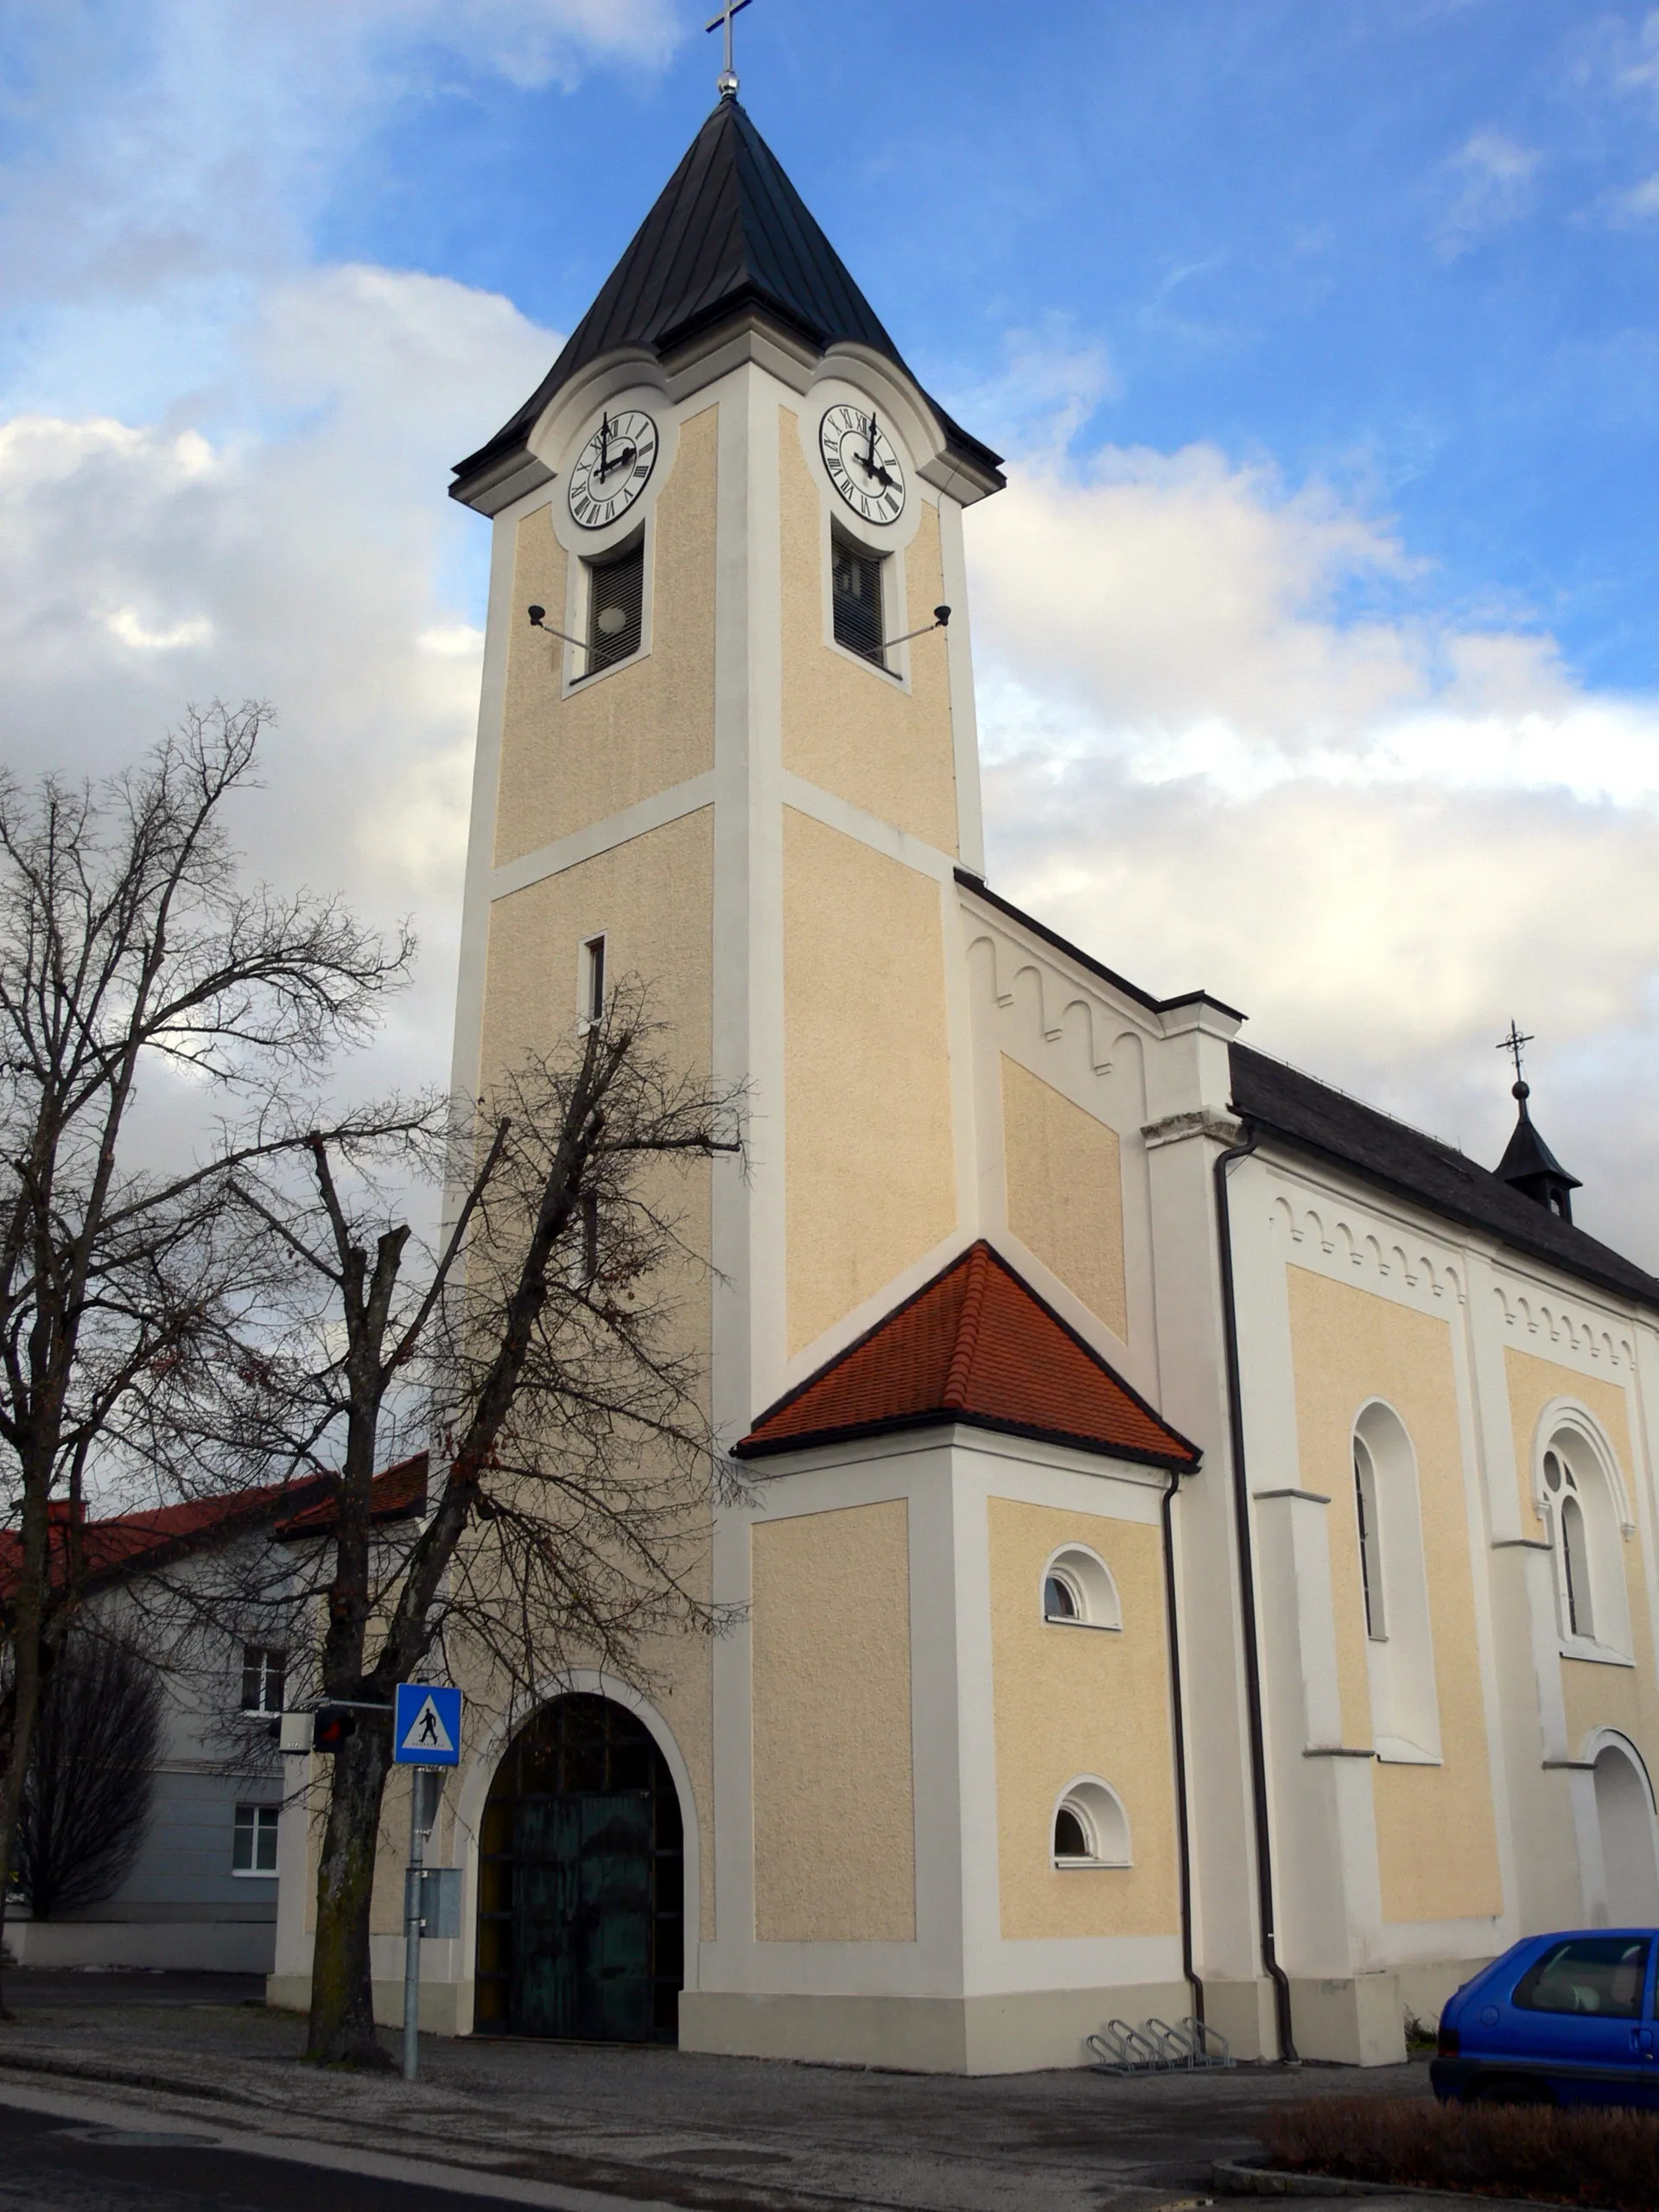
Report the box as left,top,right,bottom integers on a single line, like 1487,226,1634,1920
512,1792,654,2040
476,1694,683,2043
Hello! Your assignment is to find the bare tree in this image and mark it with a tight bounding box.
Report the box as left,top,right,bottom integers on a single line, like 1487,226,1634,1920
15,1633,165,1919
221,981,742,2065
0,702,411,2015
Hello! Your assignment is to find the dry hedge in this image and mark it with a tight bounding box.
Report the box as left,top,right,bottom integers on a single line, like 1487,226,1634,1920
1260,2094,1659,2210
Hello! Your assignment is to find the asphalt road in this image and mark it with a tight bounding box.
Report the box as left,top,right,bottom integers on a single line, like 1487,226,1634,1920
0,2099,550,2212
0,1970,266,2010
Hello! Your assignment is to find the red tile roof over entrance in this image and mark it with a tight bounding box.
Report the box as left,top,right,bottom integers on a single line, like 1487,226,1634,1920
736,1242,1199,1471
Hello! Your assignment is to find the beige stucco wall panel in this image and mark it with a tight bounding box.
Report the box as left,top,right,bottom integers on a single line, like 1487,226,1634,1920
782,809,956,1355
987,1497,1179,1942
1285,1267,1503,1925
1000,1054,1128,1340
751,1500,917,1943
779,410,957,854
494,405,718,867
476,809,717,1935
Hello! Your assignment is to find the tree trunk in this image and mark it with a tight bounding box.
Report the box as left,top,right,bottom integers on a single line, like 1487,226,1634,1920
305,1722,395,2066
0,1471,52,2022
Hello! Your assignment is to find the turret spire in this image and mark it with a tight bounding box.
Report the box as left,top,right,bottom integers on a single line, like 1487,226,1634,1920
1492,1025,1580,1223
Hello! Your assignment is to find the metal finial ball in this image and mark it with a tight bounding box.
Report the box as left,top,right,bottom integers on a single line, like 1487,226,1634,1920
1513,1079,1530,1102
718,68,739,96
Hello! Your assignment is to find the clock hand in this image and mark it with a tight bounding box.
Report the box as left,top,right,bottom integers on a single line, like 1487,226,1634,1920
865,409,878,474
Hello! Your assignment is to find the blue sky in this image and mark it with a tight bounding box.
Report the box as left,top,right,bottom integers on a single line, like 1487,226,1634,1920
7,1,1659,1259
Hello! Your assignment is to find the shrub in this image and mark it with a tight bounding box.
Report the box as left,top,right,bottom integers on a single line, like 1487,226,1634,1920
1261,2097,1659,2211
15,1636,163,1918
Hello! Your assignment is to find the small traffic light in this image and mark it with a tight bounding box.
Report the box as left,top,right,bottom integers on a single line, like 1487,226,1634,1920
312,1705,358,1751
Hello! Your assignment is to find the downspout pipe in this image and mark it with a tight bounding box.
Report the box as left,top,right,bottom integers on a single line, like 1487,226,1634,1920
1213,1122,1299,2064
1160,1462,1203,2027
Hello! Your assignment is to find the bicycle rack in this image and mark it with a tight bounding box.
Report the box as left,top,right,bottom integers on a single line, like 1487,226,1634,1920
1085,2015,1235,2074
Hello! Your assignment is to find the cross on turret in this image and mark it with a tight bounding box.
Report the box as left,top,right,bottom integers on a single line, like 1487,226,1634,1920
1497,1018,1534,1088
706,0,753,98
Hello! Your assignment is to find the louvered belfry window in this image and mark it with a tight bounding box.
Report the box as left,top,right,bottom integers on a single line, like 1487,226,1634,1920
832,535,886,667
585,540,645,674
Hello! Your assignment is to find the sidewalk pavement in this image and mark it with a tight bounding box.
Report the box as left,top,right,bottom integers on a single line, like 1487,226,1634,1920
0,1977,1441,2212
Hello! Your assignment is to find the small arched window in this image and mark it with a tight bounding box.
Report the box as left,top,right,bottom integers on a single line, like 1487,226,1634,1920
1040,1546,1121,1630
1052,1778,1132,1868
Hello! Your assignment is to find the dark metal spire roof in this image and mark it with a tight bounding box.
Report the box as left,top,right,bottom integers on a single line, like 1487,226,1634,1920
452,98,1001,507
1495,1080,1581,1219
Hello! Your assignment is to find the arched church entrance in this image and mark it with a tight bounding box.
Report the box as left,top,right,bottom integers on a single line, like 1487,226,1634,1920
474,1694,683,2043
1592,1738,1659,1925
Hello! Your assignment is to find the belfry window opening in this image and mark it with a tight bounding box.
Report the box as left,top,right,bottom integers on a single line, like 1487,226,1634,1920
831,532,887,668
584,538,644,674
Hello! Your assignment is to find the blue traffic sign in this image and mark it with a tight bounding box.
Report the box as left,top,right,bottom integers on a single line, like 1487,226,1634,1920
393,1682,461,1766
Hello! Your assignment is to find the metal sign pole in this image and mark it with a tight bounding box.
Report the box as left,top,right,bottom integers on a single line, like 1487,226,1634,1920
403,1770,427,2082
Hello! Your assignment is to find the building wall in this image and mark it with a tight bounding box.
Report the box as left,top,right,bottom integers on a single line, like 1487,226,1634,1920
1284,1265,1503,1926
749,1498,917,1942
778,408,958,854
493,403,718,867
986,1496,1179,1941
1000,1054,1128,1341
782,808,956,1356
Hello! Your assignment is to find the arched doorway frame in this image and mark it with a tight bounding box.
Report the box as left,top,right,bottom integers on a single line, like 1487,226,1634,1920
1580,1726,1659,1927
449,1670,702,2029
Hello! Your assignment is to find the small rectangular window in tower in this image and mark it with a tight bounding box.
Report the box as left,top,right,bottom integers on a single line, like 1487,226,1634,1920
584,540,644,674
831,534,887,668
581,934,607,1027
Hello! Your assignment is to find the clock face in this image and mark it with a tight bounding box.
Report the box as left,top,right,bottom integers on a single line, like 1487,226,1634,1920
568,410,659,530
819,404,906,524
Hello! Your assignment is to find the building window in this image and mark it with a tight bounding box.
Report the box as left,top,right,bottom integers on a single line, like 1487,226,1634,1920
1040,1545,1122,1630
240,1645,286,1715
1352,1438,1386,1641
581,933,607,1027
232,1804,280,1876
1351,1402,1441,1764
584,540,644,674
1543,1431,1630,1658
1052,1778,1132,1868
831,534,886,667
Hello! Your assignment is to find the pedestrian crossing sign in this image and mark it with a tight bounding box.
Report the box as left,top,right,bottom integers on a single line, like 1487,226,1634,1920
393,1682,462,1766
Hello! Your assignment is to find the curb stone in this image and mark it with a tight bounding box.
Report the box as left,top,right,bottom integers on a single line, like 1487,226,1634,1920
1211,2158,1603,2210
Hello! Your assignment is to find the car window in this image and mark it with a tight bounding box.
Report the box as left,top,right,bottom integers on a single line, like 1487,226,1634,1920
1511,1937,1651,2019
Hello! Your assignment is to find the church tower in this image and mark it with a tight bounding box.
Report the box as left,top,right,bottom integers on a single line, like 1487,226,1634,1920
448,89,1006,1437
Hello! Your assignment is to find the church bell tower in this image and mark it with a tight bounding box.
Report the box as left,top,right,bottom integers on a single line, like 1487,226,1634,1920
448,88,1006,1437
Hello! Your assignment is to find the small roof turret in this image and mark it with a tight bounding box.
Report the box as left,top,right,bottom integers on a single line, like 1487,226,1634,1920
1495,1079,1581,1224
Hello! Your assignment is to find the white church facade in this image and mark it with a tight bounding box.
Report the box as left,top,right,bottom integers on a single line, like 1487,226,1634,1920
270,91,1659,2073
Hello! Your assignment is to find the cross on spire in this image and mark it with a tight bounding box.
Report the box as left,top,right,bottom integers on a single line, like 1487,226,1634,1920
1497,1018,1535,1089
706,0,753,99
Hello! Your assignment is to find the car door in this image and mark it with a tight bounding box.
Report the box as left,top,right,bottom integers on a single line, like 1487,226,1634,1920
1503,1935,1656,2107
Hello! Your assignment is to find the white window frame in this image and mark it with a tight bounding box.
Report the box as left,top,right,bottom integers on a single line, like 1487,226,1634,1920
232,1802,280,1878
1039,1544,1122,1631
578,933,607,1030
1538,1410,1634,1667
560,515,654,696
1052,1777,1133,1868
1351,1400,1442,1765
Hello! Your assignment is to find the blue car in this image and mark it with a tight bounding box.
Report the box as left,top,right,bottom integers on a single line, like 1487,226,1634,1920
1432,1929,1658,2108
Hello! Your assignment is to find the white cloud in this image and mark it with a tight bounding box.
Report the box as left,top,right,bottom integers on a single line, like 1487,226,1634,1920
1606,172,1659,224
0,265,558,1102
1435,130,1541,257
965,442,1659,1266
